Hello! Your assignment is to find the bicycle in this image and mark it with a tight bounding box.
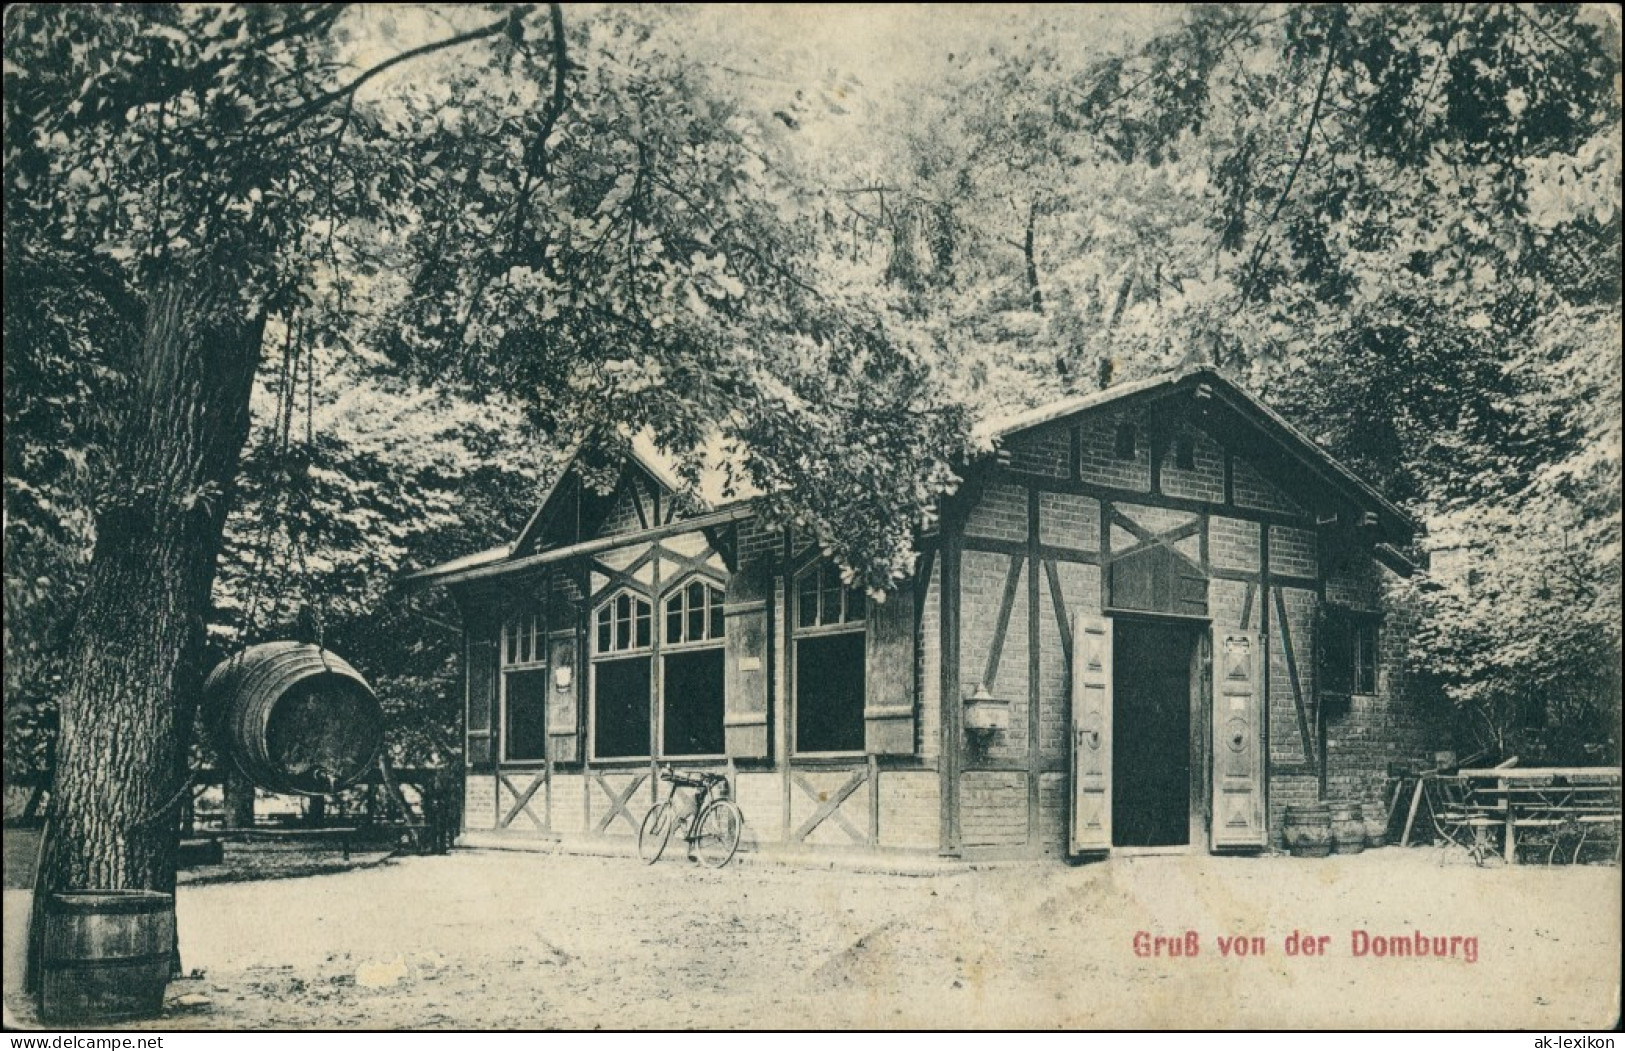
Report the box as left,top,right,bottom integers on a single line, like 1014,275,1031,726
637,766,744,868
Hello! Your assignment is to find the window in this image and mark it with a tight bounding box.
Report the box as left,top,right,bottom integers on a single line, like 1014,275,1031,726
661,577,726,757
502,610,546,668
501,609,547,761
592,590,653,758
1174,434,1196,471
590,579,728,760
1322,611,1379,696
794,562,867,754
1114,422,1137,460
665,579,725,646
595,591,652,654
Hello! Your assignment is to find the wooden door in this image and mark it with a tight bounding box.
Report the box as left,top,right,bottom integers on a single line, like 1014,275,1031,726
1069,614,1112,854
1210,628,1266,849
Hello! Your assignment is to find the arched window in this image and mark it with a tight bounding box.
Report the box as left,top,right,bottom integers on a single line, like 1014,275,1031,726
660,576,726,757
793,562,867,754
592,590,653,758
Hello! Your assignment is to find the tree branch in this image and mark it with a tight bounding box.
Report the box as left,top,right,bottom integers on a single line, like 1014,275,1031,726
261,7,535,137
1234,24,1339,305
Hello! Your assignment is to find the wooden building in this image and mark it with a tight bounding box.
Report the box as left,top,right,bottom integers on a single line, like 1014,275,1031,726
406,367,1425,859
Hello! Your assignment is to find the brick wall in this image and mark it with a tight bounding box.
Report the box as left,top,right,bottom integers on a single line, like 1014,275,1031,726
1269,525,1318,578
960,771,1028,847
737,517,779,571
463,776,496,831
964,482,1029,541
1006,428,1070,479
1233,458,1301,514
733,771,781,845
960,550,1029,765
1322,574,1436,811
1077,412,1152,491
1268,585,1318,770
1038,490,1099,550
1161,427,1226,502
596,481,647,538
1210,516,1261,573
549,773,587,835
878,770,940,849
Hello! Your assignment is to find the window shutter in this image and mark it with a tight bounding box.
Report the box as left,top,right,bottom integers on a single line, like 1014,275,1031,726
1070,614,1112,853
546,630,580,764
864,587,917,755
1211,628,1266,849
465,615,498,772
724,565,771,757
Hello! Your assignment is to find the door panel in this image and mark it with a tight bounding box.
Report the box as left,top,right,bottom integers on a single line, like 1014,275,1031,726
1211,628,1266,848
1069,614,1112,853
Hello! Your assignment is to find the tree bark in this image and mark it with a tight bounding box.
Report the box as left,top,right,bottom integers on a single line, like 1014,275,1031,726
223,768,257,830
42,261,265,894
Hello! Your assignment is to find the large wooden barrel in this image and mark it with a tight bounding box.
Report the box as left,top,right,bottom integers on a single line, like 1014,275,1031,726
1330,802,1366,855
204,642,383,796
1282,804,1333,857
40,890,174,1024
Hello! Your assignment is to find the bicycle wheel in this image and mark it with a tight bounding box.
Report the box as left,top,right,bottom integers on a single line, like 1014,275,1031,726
692,799,743,869
637,801,676,864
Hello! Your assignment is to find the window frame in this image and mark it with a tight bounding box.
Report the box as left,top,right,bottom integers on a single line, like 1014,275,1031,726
589,587,655,761
657,573,728,759
499,608,548,764
1322,607,1380,698
791,561,868,757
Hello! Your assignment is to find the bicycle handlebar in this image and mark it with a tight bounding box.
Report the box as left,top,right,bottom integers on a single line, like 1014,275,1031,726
659,765,727,789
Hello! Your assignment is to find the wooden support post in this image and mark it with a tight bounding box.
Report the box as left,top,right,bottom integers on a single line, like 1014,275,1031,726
1502,777,1516,864
379,753,422,853
1401,775,1427,847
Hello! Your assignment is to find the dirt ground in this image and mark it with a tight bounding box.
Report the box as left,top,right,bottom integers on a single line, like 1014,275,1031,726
4,843,1619,1030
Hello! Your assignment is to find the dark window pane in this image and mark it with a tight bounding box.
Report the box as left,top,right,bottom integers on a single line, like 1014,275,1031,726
616,614,630,651
1115,422,1136,459
1175,436,1196,471
663,648,725,756
709,598,725,640
667,606,683,645
798,574,818,628
635,608,650,649
617,593,630,621
820,579,842,626
597,616,611,654
796,632,866,753
594,657,652,758
504,670,548,761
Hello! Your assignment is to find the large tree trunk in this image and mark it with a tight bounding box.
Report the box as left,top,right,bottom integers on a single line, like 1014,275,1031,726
41,261,264,897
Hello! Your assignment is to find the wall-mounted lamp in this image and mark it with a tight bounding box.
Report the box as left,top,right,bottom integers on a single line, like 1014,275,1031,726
964,683,1010,734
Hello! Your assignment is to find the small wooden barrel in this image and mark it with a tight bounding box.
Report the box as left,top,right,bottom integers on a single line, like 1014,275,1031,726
204,642,383,795
40,890,174,1024
1330,802,1366,854
1282,804,1333,857
1364,805,1389,847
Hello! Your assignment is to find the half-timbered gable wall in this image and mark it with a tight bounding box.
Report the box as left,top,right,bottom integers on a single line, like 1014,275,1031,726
953,389,1419,855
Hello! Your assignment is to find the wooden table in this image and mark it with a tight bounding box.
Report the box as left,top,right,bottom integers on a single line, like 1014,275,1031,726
1454,768,1622,864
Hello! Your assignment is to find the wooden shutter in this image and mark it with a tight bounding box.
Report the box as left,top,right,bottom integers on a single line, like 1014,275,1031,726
1070,614,1112,853
723,565,771,757
465,616,498,772
1211,628,1266,849
546,630,580,764
864,588,917,755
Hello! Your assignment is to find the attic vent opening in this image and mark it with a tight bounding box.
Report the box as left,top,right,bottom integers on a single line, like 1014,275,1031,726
1175,435,1196,471
1114,422,1137,460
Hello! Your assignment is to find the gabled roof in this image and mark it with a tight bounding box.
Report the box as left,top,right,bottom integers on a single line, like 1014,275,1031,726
977,366,1418,544
404,365,1417,586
